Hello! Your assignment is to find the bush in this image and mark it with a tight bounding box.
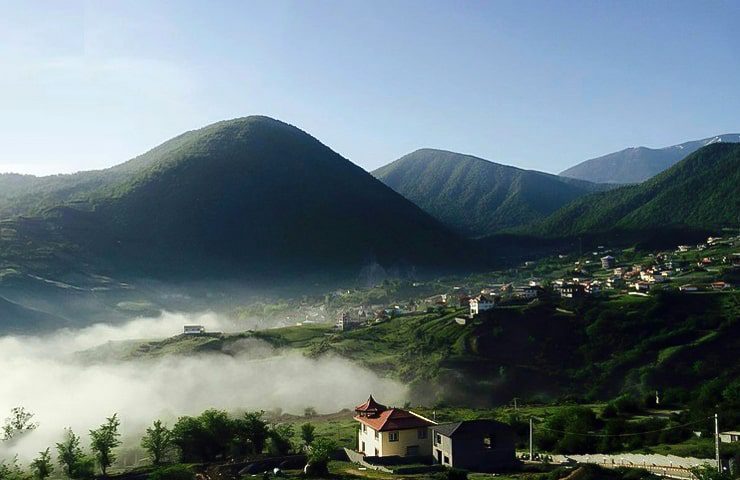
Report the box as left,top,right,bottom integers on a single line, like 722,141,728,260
148,464,195,480
434,468,468,480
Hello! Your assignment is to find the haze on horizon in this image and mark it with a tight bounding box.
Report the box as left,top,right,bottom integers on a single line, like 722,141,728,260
0,0,738,177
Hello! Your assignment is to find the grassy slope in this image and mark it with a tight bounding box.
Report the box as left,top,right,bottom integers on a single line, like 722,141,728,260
123,290,738,409
372,149,609,237
522,143,740,238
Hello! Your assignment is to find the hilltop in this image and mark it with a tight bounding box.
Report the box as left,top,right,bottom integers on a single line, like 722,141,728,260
0,117,479,286
373,149,609,238
523,143,740,240
560,133,740,184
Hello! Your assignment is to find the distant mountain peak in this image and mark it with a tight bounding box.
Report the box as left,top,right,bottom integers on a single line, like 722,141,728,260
560,133,740,184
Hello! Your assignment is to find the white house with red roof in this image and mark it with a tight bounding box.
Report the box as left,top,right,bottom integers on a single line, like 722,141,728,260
354,395,435,458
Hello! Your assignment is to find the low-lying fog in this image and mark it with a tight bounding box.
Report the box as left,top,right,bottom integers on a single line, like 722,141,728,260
0,312,405,461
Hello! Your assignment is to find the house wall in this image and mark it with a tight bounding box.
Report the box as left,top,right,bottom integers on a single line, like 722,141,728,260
432,423,516,472
358,424,382,456
380,427,431,457
358,424,431,457
433,431,454,466
449,430,516,472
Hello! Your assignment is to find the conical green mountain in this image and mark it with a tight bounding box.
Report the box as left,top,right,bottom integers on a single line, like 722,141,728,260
1,117,473,280
372,148,608,237
526,143,740,237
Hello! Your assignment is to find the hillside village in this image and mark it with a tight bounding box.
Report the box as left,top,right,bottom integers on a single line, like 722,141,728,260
329,233,739,331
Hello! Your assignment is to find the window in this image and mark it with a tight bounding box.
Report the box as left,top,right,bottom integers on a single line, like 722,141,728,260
389,431,399,442
418,428,428,439
362,424,367,433
444,456,450,464
483,434,494,449
435,433,442,445
375,431,379,440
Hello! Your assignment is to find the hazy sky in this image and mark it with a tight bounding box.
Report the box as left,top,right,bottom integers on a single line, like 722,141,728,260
0,0,738,176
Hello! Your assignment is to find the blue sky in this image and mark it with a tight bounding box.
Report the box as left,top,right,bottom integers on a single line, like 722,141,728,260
0,0,738,176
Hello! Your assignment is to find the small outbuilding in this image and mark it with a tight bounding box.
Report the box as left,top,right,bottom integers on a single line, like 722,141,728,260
183,325,206,335
431,419,516,472
720,431,740,443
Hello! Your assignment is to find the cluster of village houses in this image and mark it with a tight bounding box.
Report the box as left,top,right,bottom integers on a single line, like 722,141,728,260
336,235,738,330
352,395,516,472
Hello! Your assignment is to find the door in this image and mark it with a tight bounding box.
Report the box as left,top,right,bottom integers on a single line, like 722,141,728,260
436,449,442,464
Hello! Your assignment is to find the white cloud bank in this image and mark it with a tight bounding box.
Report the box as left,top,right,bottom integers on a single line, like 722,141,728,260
0,312,405,461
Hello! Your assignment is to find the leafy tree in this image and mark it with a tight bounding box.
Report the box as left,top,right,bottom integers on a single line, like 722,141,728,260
30,448,53,480
141,420,174,466
0,456,26,480
267,424,294,456
2,407,38,441
300,423,316,447
89,414,121,476
56,429,83,479
303,407,317,417
536,406,597,454
233,411,269,455
172,410,234,462
690,465,733,480
304,437,336,477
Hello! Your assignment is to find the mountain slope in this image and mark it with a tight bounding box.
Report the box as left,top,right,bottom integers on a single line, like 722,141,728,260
0,117,475,281
527,143,740,238
372,149,609,238
560,134,740,184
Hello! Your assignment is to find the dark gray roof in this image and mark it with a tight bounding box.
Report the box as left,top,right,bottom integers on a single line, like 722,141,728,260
432,422,463,437
433,419,511,437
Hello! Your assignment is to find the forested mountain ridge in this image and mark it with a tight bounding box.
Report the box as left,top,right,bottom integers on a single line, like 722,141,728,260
373,148,610,237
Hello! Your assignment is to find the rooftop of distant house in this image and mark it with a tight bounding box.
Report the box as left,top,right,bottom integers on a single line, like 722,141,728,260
354,396,435,431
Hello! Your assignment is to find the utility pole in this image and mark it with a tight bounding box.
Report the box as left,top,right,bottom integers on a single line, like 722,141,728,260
715,413,721,473
529,417,534,461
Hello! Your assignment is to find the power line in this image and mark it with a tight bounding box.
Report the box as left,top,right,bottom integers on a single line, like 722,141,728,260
534,417,711,438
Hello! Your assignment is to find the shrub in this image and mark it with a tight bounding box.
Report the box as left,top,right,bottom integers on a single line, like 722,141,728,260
148,464,195,480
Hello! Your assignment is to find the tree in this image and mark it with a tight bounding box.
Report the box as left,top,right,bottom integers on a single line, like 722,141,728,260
2,407,38,441
141,420,174,466
172,410,235,462
690,465,733,480
56,429,84,479
233,411,269,455
89,414,121,476
30,448,54,480
304,437,336,477
300,423,316,447
267,424,294,456
0,456,26,480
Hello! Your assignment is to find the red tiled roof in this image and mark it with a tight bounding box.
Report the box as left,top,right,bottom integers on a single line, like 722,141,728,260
355,408,435,432
355,395,387,413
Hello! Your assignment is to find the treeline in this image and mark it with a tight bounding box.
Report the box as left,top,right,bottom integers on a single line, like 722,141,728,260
507,384,740,461
0,408,335,480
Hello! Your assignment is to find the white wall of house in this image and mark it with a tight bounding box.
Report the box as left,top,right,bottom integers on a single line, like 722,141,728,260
433,432,454,466
469,299,494,316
